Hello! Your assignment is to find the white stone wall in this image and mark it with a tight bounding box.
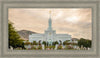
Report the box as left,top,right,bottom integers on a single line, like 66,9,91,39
29,34,44,43
55,34,71,42
29,30,72,43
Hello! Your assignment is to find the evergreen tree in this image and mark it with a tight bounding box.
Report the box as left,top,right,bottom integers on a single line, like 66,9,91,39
8,22,24,49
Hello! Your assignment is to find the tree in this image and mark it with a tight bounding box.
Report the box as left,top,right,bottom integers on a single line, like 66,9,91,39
63,41,66,45
63,40,70,45
38,40,41,45
59,40,62,45
9,21,24,49
54,41,59,45
52,41,59,46
78,38,92,48
33,41,37,45
42,41,46,45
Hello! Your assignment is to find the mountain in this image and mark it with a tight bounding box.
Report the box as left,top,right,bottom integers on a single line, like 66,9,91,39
17,30,37,40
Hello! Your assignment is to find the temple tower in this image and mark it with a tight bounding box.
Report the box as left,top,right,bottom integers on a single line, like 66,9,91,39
48,11,52,30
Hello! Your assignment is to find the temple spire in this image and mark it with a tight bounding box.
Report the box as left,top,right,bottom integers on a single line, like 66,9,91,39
49,10,51,18
48,10,52,30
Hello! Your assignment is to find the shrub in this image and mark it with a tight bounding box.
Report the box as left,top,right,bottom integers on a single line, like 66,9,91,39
57,45,62,50
67,45,73,49
31,46,36,50
33,41,38,45
24,41,31,45
38,45,42,50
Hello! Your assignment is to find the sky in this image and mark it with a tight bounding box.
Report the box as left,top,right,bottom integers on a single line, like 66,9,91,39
8,8,92,40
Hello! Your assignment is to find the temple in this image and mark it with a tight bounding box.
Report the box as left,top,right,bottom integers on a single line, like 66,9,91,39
29,11,72,45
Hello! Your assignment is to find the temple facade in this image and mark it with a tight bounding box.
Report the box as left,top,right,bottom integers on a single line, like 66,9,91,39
29,12,72,45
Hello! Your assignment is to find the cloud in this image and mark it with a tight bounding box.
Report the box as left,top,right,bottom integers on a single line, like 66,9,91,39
9,8,92,39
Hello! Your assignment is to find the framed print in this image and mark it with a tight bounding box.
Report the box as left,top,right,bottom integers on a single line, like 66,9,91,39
0,0,100,58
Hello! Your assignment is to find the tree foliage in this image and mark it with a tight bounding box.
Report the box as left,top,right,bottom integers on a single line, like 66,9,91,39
38,40,41,45
78,38,92,48
33,41,37,45
63,40,71,45
42,41,46,45
59,40,62,45
9,22,24,49
52,41,59,46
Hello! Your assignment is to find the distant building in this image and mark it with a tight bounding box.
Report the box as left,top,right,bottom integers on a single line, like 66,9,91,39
29,11,72,46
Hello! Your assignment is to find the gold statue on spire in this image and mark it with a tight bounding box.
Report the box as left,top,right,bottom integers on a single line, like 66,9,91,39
49,10,51,17
49,10,51,14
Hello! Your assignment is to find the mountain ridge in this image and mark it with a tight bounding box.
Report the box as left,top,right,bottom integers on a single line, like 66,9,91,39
17,30,37,40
